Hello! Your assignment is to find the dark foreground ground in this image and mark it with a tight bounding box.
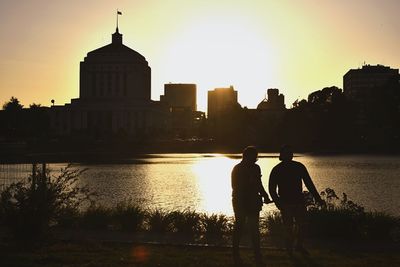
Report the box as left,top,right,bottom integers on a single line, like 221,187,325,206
1,240,400,267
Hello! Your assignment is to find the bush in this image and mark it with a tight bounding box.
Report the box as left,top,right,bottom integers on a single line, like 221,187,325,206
263,211,285,239
57,206,81,228
146,209,174,234
306,208,365,239
170,210,201,241
361,212,399,241
200,213,232,243
0,164,92,241
112,202,145,232
80,205,111,230
264,188,400,242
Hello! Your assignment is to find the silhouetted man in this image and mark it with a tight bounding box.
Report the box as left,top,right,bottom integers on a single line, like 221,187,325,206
232,146,272,266
269,145,324,255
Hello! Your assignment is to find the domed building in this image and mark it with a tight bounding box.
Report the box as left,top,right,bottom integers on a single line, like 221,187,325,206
50,27,166,137
79,28,150,101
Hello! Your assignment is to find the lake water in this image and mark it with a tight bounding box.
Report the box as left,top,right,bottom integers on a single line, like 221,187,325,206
2,154,399,216
44,154,399,216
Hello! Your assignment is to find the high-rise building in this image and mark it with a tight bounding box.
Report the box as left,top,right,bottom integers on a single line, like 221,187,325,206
257,88,286,110
343,64,400,126
160,83,204,138
160,83,197,111
344,64,399,103
343,65,400,135
207,86,241,119
207,86,242,141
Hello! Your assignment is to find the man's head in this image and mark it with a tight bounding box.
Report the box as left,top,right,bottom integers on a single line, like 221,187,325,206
279,145,293,161
242,146,258,163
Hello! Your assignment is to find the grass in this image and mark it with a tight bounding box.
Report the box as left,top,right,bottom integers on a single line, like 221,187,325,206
80,205,112,230
112,203,145,232
146,209,174,234
0,240,399,267
170,210,201,241
200,213,231,244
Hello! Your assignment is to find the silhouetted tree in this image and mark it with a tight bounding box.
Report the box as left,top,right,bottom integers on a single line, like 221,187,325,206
0,97,50,143
1,97,24,139
285,87,355,151
292,99,308,110
308,86,343,107
2,96,23,111
29,103,42,109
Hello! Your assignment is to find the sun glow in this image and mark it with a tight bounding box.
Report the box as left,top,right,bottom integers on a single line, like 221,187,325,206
157,13,279,111
192,155,238,215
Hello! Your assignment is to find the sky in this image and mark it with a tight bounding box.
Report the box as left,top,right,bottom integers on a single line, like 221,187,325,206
0,0,399,112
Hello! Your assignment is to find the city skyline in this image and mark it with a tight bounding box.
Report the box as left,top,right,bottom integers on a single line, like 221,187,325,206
1,0,399,112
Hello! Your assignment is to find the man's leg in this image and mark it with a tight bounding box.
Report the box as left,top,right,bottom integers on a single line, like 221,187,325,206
281,207,295,254
233,211,245,265
248,212,263,265
294,205,308,254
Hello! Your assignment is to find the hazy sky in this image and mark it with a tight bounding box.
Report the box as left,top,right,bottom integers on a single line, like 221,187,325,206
0,0,399,111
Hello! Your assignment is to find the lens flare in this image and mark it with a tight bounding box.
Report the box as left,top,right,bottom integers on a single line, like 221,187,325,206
131,245,150,263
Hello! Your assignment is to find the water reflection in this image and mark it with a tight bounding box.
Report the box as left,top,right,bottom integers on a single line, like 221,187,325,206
43,154,400,216
192,155,237,214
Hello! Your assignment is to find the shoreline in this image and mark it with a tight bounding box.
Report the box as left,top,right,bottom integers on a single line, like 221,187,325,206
1,149,400,164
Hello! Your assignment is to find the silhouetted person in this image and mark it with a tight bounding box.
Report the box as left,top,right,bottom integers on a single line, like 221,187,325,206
232,146,272,266
269,145,324,255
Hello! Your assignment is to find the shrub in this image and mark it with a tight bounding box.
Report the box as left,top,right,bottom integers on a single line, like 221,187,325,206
146,209,173,234
201,213,232,243
170,210,201,241
80,205,111,230
112,202,145,232
361,212,399,241
0,164,92,241
263,211,285,239
306,208,364,239
264,188,400,242
56,206,81,228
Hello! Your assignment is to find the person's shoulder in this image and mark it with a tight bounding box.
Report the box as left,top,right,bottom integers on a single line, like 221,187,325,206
271,161,284,172
291,160,303,165
291,160,307,170
232,162,242,171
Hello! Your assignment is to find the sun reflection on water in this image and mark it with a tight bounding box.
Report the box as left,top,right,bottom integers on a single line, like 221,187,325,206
46,154,400,216
192,155,238,215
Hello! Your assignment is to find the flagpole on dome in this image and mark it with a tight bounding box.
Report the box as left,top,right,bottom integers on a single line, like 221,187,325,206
116,10,122,31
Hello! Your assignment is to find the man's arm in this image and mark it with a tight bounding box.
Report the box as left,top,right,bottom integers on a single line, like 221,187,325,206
301,165,323,203
255,165,272,203
268,168,280,205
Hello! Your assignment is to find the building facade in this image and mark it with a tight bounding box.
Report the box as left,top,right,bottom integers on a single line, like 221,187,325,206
343,64,400,127
344,64,399,102
50,28,166,137
257,88,286,110
207,86,242,141
207,86,241,119
160,83,197,111
160,83,204,138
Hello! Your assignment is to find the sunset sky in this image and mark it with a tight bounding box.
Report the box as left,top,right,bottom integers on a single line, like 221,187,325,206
0,0,399,112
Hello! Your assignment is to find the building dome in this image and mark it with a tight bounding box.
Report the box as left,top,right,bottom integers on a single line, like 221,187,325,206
83,28,148,64
257,98,269,109
79,28,151,101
